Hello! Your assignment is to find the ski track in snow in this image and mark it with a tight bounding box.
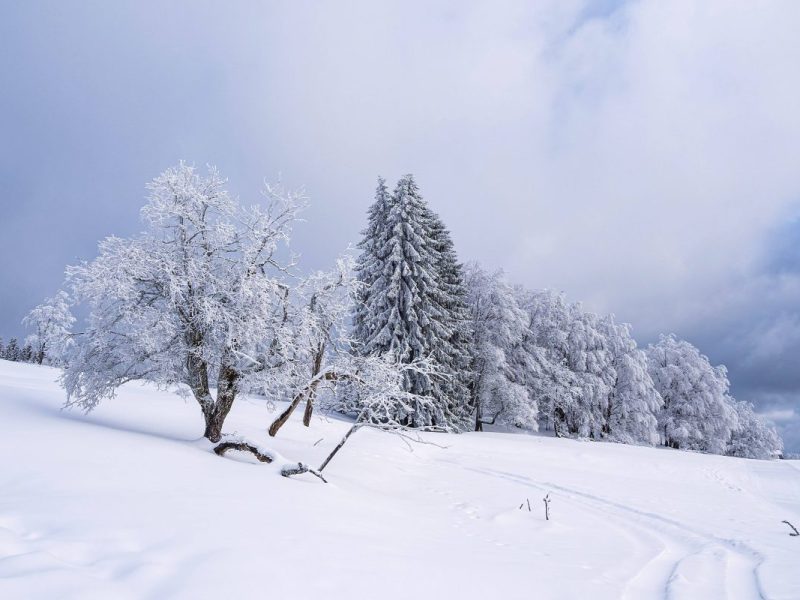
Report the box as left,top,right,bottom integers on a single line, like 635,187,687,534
474,464,763,600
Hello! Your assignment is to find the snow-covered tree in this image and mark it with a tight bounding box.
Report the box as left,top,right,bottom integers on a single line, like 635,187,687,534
352,177,391,345
352,175,470,429
727,400,783,459
4,337,20,361
268,257,361,437
62,163,304,442
600,317,662,444
464,263,537,431
515,289,581,436
646,334,737,454
23,290,75,365
427,211,473,425
20,343,34,363
560,306,616,438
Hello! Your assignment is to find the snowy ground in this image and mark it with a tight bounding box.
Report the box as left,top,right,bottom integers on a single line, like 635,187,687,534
0,360,798,600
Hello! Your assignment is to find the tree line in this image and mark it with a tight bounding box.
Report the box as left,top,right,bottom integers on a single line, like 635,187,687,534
19,164,783,461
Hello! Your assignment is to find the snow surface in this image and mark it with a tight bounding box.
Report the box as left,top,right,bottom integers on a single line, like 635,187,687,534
1,359,798,599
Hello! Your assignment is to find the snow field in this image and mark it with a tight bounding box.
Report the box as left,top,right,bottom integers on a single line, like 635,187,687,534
1,360,798,599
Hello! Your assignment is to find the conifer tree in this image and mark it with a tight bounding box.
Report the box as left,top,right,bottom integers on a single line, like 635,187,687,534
426,211,472,423
353,175,470,429
352,178,391,345
5,337,20,361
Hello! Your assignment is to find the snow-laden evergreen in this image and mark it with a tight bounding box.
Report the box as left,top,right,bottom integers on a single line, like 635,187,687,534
352,178,391,346
352,175,471,429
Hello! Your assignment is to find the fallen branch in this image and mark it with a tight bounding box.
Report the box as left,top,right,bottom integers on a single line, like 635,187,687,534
213,435,326,483
317,420,450,473
783,520,799,536
281,462,328,483
214,440,273,462
318,422,361,472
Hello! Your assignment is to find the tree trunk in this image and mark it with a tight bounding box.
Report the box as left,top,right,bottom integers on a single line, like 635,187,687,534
206,359,240,442
203,409,226,443
475,411,483,432
302,393,315,426
302,343,325,427
269,371,349,437
189,351,240,443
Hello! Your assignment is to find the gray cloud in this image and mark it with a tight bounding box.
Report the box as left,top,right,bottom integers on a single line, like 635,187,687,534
2,1,799,449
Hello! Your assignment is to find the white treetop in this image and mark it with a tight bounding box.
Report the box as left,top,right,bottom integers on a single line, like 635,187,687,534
646,334,737,454
23,290,75,365
61,163,304,441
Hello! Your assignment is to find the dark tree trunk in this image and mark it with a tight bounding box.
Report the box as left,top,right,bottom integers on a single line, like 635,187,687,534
475,412,483,432
269,370,347,438
553,407,566,438
186,345,240,443
302,342,325,427
206,359,240,442
268,389,309,437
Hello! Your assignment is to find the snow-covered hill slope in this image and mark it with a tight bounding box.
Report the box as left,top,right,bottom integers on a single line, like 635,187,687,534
1,360,798,600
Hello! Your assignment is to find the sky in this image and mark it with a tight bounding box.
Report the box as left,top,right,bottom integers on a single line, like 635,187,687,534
2,1,799,451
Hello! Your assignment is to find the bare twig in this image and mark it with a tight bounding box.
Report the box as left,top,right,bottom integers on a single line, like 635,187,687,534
543,493,551,521
783,520,799,536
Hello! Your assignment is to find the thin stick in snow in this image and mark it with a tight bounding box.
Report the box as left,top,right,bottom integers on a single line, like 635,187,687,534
543,493,551,521
783,520,799,536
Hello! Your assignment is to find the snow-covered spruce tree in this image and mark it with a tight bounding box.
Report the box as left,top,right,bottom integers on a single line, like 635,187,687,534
464,263,537,431
62,163,303,442
727,400,783,459
426,210,473,425
645,334,737,454
599,316,662,444
20,343,34,363
23,290,75,365
352,174,470,429
4,338,20,361
352,177,391,345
